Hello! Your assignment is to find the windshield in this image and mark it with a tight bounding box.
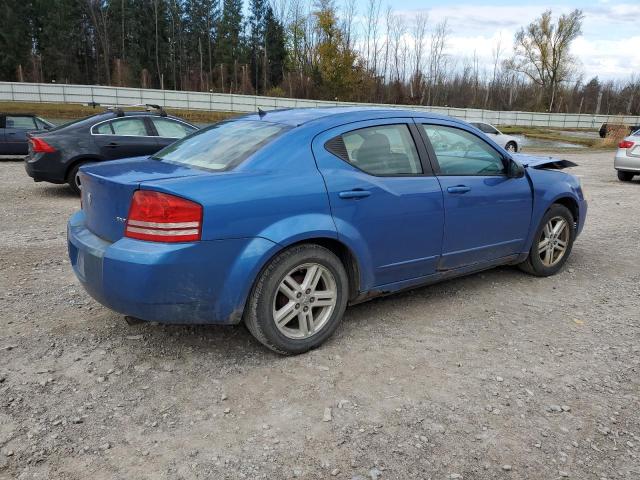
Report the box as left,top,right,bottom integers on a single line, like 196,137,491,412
153,120,289,171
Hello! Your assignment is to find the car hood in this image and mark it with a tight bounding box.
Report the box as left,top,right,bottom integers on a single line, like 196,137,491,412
512,153,578,170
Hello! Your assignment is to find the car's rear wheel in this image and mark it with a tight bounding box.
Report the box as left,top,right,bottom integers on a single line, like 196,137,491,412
617,170,635,182
66,162,86,195
244,244,348,355
505,141,517,152
518,204,575,277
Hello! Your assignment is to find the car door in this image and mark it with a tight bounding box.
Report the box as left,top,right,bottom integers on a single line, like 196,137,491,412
92,117,159,160
149,117,197,149
312,119,444,289
4,115,38,155
417,121,532,270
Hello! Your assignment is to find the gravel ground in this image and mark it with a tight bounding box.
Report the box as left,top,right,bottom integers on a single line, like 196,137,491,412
1,150,639,480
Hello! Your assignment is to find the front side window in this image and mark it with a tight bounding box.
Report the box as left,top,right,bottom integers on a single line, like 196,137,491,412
335,124,422,175
421,124,506,176
6,116,37,129
152,118,196,138
153,120,289,171
110,118,148,136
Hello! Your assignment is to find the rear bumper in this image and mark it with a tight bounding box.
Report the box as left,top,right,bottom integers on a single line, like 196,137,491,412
25,152,66,183
67,210,277,324
615,150,640,172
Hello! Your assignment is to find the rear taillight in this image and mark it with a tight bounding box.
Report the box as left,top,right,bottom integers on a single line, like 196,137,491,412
124,190,202,242
619,140,635,149
29,137,56,153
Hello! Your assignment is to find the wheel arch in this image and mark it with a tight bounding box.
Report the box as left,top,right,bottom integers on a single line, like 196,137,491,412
65,155,104,179
251,236,362,304
551,195,579,225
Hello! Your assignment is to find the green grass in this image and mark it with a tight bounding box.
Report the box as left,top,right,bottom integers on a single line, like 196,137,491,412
497,125,611,149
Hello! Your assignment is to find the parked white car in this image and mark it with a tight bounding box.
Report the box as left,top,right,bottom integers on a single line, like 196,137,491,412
470,122,520,152
614,130,640,181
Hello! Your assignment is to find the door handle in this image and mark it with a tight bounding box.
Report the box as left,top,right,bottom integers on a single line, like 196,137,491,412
447,185,471,194
339,189,371,199
105,142,119,148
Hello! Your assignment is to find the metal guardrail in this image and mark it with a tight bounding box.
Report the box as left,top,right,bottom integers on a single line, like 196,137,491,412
1,81,638,128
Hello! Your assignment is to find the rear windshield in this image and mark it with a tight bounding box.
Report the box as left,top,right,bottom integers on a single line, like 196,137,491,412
152,120,289,171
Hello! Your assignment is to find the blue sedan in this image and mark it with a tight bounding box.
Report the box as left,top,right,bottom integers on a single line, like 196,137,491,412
68,108,587,354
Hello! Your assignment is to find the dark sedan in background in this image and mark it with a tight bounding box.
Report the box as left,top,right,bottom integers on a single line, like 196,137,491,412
25,108,197,193
0,113,54,158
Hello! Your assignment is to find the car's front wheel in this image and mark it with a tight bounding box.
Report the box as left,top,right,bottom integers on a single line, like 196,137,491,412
617,170,635,182
505,141,518,152
244,244,349,355
518,204,575,277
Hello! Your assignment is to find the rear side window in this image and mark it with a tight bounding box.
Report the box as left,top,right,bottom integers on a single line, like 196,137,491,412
328,124,422,175
421,124,505,176
153,120,289,171
6,116,37,129
152,118,196,138
110,118,148,136
93,122,114,134
473,122,498,135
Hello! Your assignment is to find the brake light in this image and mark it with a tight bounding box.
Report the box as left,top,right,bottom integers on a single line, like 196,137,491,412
124,190,202,242
619,140,635,149
30,137,56,153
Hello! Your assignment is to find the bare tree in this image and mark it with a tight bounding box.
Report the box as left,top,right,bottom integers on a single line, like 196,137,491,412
487,35,503,108
505,9,584,111
427,19,448,105
411,12,427,101
363,0,381,72
341,0,357,50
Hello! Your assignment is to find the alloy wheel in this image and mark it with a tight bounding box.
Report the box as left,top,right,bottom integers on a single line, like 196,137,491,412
272,263,337,339
538,216,570,267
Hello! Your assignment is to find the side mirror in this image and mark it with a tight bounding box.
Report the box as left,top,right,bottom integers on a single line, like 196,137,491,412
506,158,525,178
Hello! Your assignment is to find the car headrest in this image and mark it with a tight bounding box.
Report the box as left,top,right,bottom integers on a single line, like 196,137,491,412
359,133,391,156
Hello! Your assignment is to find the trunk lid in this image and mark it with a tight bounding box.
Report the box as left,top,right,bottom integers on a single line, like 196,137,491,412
80,157,207,242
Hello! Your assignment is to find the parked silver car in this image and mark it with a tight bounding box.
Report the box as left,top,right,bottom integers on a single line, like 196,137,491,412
470,122,520,152
614,130,640,181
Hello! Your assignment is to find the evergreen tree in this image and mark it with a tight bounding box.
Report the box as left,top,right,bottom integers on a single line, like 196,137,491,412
0,0,34,81
248,0,266,92
217,0,244,90
264,6,286,89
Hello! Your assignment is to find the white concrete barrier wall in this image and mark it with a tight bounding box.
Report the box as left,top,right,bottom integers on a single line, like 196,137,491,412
1,81,639,128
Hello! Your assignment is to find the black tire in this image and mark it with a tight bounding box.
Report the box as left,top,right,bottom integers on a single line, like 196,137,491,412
617,170,635,182
66,162,85,195
505,141,518,152
244,244,349,355
518,204,576,277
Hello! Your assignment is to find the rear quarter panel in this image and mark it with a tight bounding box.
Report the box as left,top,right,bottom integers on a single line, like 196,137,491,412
142,129,338,245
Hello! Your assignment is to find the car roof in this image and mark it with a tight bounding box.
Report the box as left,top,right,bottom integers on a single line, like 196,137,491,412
239,107,460,128
50,110,194,131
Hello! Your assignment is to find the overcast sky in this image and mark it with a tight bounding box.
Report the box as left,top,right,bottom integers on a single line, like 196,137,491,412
351,0,639,82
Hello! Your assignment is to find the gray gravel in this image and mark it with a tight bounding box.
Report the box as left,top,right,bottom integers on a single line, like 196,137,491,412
1,150,639,480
